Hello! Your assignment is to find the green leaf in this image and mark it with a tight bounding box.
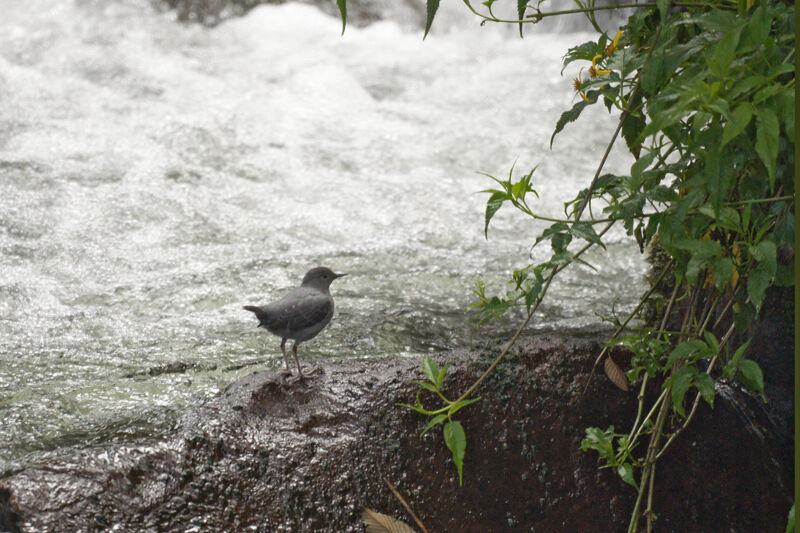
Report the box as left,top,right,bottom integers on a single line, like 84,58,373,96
721,103,754,147
484,191,507,238
670,365,698,417
423,0,440,40
631,150,658,184
436,363,451,390
755,107,779,188
551,100,591,148
517,0,527,38
750,240,777,277
712,257,734,290
580,426,615,460
785,503,794,533
617,462,639,490
665,340,707,369
730,339,751,367
707,27,742,77
416,381,439,393
443,420,467,485
737,359,765,399
571,222,607,250
740,5,771,52
693,373,716,407
421,413,447,436
703,331,720,355
656,0,669,21
423,356,440,385
335,0,347,35
747,268,770,310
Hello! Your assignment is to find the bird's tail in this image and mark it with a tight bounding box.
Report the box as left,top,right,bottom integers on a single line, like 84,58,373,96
243,305,267,326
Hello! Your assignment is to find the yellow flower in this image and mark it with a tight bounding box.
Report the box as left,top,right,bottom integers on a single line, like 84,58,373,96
605,30,624,57
590,54,612,77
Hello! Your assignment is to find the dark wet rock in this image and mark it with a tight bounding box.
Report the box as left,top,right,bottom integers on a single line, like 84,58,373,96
154,0,426,28
0,333,792,532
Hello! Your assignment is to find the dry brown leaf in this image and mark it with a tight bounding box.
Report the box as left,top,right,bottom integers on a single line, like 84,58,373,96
604,356,629,391
362,508,417,533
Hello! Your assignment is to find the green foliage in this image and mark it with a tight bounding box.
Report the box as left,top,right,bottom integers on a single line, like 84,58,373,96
399,356,480,485
580,426,639,490
332,0,794,521
467,0,792,531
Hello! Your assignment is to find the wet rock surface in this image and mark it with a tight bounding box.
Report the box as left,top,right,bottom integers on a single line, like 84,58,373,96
0,332,792,532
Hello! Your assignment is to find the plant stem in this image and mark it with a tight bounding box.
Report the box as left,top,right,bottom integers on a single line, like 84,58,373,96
461,1,721,24
383,477,430,533
453,221,615,405
581,258,675,398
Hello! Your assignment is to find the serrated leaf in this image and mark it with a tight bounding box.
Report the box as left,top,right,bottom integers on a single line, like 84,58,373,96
517,0,527,38
747,268,770,310
436,363,451,390
707,27,741,77
415,381,439,393
335,0,347,35
484,191,507,239
362,508,416,533
712,257,734,290
750,240,777,277
571,221,607,250
631,150,657,182
721,103,754,146
423,0,440,40
737,359,765,398
670,365,698,417
703,330,720,355
755,107,779,189
604,356,629,391
422,356,440,385
693,373,716,407
665,340,706,370
551,100,591,148
421,413,448,436
444,420,467,485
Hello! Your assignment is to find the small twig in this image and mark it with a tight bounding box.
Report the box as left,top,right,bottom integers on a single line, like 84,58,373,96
383,477,430,533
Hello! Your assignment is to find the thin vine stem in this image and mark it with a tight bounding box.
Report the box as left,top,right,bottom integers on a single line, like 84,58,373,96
461,1,724,25
452,221,616,405
581,258,675,399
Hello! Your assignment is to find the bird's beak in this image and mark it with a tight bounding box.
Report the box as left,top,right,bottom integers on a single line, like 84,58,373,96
335,273,347,279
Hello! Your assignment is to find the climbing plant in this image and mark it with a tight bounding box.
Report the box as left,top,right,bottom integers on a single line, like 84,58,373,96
337,0,794,530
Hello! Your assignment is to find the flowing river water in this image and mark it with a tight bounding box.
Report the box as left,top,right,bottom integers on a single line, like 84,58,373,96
0,0,646,471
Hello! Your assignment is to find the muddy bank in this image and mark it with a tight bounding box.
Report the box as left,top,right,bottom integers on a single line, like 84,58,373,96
0,333,792,532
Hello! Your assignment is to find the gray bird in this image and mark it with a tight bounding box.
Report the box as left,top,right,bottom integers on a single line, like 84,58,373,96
244,266,346,378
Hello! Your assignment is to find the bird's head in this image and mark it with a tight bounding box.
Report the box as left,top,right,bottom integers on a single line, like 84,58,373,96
301,266,347,290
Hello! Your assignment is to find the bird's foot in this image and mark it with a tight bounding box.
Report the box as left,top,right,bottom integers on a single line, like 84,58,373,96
290,367,323,383
279,369,293,379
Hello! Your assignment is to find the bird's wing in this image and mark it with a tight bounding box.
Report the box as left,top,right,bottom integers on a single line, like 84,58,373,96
267,289,332,331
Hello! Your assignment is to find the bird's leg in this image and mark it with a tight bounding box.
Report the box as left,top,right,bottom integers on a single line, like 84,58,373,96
279,338,292,377
291,342,322,381
292,342,305,378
